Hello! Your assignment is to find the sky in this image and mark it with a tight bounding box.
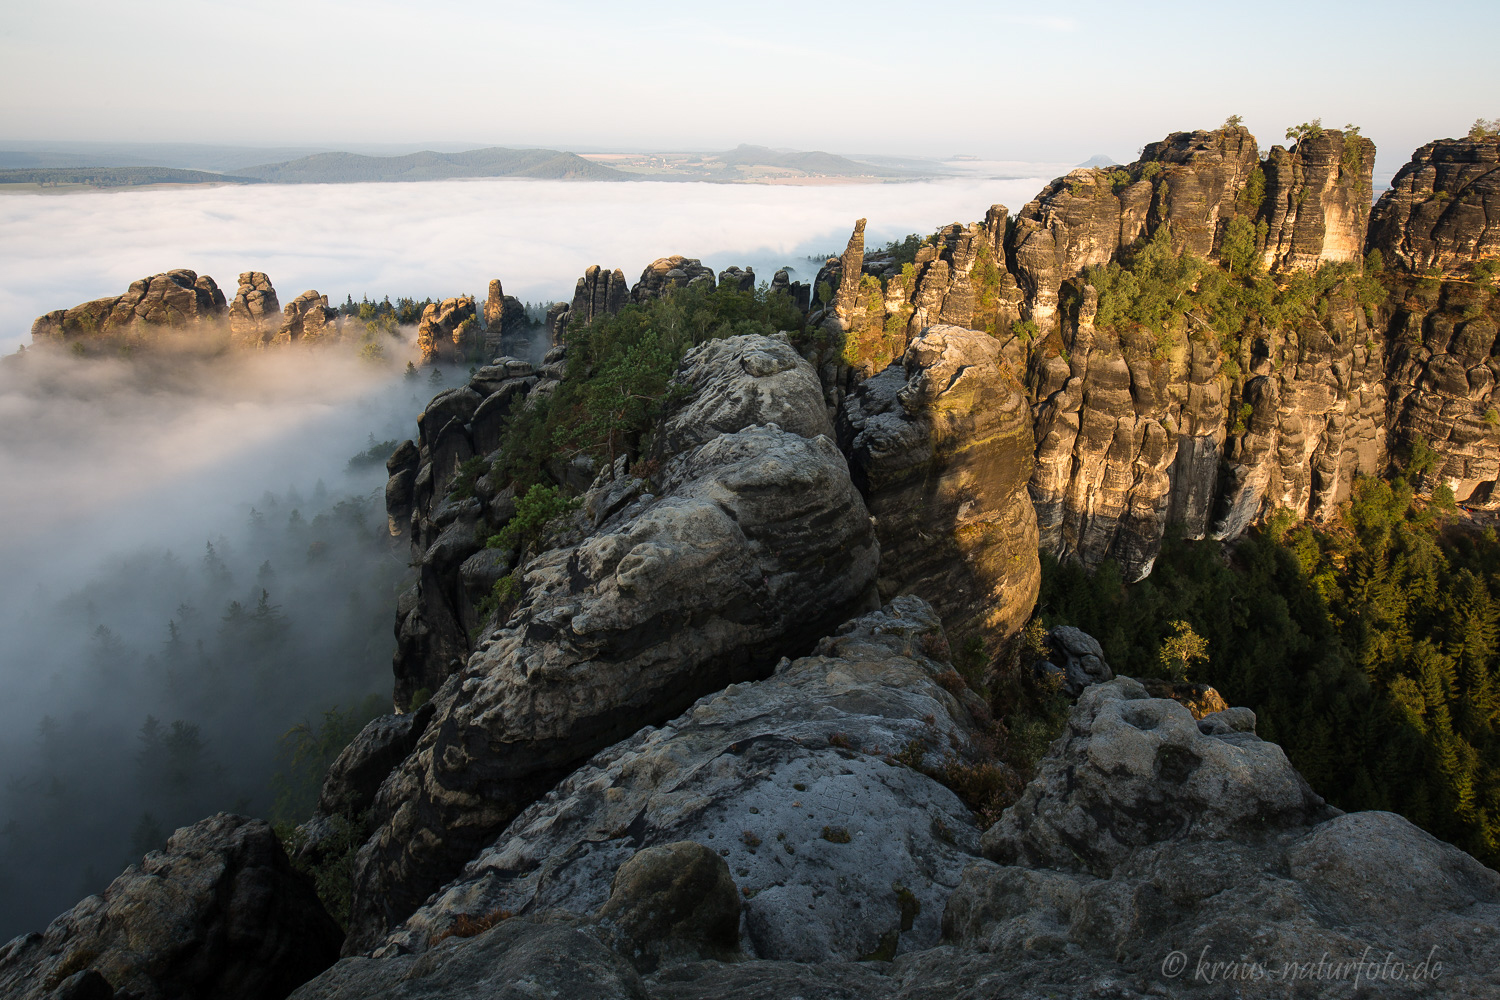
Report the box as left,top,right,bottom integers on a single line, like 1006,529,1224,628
2,1,1496,173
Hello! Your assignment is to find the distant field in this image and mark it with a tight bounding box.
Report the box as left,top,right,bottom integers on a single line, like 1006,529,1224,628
0,167,257,189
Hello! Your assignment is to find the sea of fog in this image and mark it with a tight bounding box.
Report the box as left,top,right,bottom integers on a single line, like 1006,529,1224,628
0,171,1058,936
0,171,1060,353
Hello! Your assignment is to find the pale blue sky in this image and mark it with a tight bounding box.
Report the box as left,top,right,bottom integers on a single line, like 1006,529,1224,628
2,0,1495,176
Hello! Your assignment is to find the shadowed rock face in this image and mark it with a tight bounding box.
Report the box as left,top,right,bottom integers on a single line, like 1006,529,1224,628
0,814,342,1000
1368,135,1500,277
375,596,987,965
30,269,227,349
841,325,1039,648
345,334,879,954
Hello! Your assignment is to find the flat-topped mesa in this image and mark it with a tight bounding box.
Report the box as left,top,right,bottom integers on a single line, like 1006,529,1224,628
415,295,478,365
1367,134,1500,277
228,271,281,346
1259,127,1377,272
30,269,228,351
1007,126,1260,331
631,255,716,303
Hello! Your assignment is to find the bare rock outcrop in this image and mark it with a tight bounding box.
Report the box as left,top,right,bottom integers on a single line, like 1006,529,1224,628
375,596,987,965
0,814,341,1000
932,677,1500,997
769,267,811,312
416,296,479,365
347,333,879,953
1009,126,1260,331
274,290,338,345
1259,128,1377,272
228,271,281,345
481,278,528,355
1367,135,1500,277
841,326,1039,649
980,677,1336,872
632,256,716,304
549,264,629,342
30,269,227,350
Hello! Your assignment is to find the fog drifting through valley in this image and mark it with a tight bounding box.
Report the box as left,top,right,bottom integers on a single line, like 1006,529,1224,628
0,173,1049,938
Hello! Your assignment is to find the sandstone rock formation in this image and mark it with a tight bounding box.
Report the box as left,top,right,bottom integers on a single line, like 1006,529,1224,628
481,278,528,356
30,270,227,350
0,814,341,1000
378,597,987,964
275,290,338,345
1259,128,1376,272
981,677,1335,872
841,326,1039,648
228,271,281,345
1038,624,1113,696
769,267,811,312
347,333,879,953
548,264,629,342
1009,126,1259,332
415,296,478,365
1368,135,1500,277
716,265,754,293
632,256,716,303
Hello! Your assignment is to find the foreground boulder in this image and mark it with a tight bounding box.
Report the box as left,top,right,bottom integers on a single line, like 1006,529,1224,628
289,916,647,1000
841,325,1039,650
981,677,1336,873
381,596,989,964
0,814,341,1000
345,333,880,952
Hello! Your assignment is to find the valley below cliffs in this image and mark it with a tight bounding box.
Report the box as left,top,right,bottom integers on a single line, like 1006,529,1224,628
5,119,1500,1000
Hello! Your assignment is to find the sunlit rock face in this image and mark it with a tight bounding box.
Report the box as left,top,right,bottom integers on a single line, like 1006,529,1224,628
346,333,879,954
228,271,281,345
1368,135,1500,277
1008,126,1260,333
415,296,478,365
29,269,227,351
1259,128,1376,272
841,325,1039,650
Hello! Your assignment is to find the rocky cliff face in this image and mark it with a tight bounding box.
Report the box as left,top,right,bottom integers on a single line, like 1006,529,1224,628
350,333,880,952
1009,126,1260,332
415,296,479,365
1259,128,1376,272
1368,135,1500,277
228,271,281,345
840,326,1040,649
275,289,338,345
30,269,227,351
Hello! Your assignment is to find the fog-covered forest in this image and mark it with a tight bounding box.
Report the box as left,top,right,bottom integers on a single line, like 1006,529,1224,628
0,347,462,937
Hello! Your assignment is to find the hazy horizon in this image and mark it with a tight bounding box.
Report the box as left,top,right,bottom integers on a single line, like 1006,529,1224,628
3,2,1495,171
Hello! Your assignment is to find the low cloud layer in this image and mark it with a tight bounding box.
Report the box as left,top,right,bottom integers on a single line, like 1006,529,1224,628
0,174,1052,353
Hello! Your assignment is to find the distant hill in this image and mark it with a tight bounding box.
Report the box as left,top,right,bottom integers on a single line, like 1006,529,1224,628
0,166,258,188
713,144,915,177
236,147,629,183
1076,153,1121,168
